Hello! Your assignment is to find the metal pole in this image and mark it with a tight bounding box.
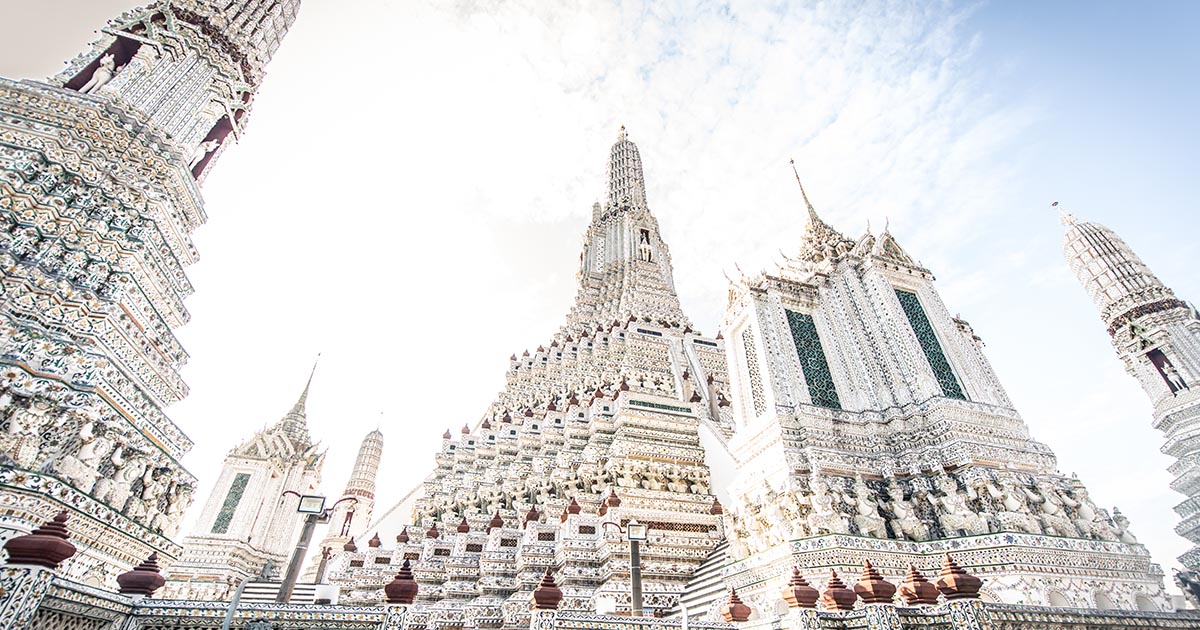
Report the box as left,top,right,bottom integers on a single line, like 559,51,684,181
220,578,252,630
630,538,643,616
314,547,331,584
277,513,319,603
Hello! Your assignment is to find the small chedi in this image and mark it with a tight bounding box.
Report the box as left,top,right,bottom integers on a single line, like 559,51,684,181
322,131,1170,620
0,0,300,587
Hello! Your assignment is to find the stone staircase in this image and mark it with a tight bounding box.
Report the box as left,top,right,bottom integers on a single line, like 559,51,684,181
239,581,318,604
669,539,729,620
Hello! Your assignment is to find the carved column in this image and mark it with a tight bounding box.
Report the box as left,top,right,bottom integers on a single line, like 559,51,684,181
0,565,55,630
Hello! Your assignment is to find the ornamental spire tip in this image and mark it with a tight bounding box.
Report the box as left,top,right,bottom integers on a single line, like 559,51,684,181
790,159,819,224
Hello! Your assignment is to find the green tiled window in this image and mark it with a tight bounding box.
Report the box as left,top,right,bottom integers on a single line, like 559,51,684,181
894,289,966,400
785,310,841,409
211,473,250,534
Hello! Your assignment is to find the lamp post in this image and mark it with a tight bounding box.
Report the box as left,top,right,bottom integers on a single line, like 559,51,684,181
601,518,649,617
276,492,357,604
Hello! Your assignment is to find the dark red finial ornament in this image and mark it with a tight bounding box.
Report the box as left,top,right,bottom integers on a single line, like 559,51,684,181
899,565,939,606
532,567,563,610
117,553,166,597
854,560,897,604
384,559,419,604
935,554,982,600
820,569,858,611
720,588,752,622
781,567,819,609
3,511,76,569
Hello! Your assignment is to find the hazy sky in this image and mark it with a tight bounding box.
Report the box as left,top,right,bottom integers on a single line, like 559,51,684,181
2,0,1198,573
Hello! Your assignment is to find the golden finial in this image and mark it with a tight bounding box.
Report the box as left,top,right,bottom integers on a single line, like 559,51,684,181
618,125,627,142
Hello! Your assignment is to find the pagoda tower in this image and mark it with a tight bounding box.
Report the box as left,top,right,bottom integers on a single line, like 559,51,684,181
0,0,303,582
303,428,384,581
163,365,326,600
325,129,731,623
710,174,1168,610
1061,212,1200,571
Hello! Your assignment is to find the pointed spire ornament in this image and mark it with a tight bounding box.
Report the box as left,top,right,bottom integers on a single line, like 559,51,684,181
935,554,982,600
426,523,440,539
457,517,470,533
368,532,382,548
385,559,419,604
117,553,166,597
607,489,621,508
820,569,857,611
525,506,541,526
720,588,752,622
854,560,897,604
898,565,939,606
343,538,358,552
532,567,563,610
3,510,76,568
488,512,504,533
790,159,820,225
782,567,819,609
710,498,724,515
397,527,410,544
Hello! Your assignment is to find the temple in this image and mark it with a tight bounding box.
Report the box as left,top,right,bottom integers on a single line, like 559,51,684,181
320,132,1170,619
2,1,1200,628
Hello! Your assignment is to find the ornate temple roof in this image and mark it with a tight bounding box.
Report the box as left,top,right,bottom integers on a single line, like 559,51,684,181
232,358,320,461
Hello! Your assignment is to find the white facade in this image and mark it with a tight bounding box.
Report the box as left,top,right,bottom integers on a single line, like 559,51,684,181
163,370,325,600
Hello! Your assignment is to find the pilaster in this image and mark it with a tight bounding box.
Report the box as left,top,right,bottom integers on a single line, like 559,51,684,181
0,565,55,630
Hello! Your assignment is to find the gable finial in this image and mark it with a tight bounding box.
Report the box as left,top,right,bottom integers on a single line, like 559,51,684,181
618,125,627,142
789,159,819,223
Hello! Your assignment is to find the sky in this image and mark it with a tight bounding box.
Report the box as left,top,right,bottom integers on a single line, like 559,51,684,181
1,0,1199,575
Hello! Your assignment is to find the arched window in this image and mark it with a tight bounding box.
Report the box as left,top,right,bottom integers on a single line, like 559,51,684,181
1047,590,1071,607
1094,591,1117,610
1136,595,1161,612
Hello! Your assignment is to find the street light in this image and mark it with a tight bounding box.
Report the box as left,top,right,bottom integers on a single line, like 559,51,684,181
277,491,357,604
601,517,649,617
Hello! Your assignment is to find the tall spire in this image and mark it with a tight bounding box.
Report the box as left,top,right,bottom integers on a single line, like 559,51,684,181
789,160,853,266
790,159,820,225
606,126,648,209
292,354,320,415
567,130,690,329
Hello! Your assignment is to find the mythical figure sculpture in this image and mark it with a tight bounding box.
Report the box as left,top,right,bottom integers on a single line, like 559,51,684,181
189,139,222,168
933,473,988,536
886,477,928,541
805,476,850,535
1112,508,1138,544
1162,359,1189,392
80,54,117,94
850,474,888,538
2,397,53,468
1066,485,1117,541
1035,482,1080,537
991,474,1042,534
